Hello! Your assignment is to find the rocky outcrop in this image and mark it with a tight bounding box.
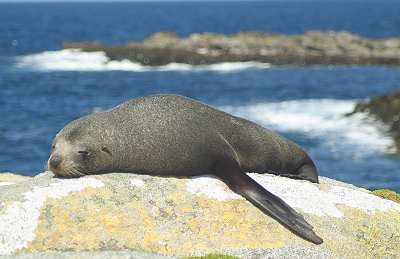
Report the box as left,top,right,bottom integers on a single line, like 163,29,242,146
62,31,400,67
0,172,31,185
0,251,175,259
1,171,400,258
349,91,400,151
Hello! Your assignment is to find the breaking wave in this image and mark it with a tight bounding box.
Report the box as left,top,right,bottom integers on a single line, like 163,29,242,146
220,99,394,161
13,49,271,72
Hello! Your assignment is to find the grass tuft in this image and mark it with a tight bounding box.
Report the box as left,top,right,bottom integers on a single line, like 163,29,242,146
372,189,400,203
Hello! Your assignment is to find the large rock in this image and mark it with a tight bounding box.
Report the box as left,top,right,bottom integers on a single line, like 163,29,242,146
62,31,400,67
1,171,400,258
0,251,175,259
349,91,400,152
0,172,32,185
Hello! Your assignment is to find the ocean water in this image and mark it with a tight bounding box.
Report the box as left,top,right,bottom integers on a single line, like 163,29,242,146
1,0,400,193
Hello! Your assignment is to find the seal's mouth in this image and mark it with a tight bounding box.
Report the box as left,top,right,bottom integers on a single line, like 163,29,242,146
46,156,88,178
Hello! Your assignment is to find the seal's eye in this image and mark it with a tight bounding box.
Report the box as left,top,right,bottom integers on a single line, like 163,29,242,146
78,151,90,156
101,146,110,153
101,145,112,156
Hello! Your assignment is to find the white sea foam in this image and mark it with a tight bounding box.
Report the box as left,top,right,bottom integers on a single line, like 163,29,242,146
220,99,394,160
14,49,271,72
14,49,110,71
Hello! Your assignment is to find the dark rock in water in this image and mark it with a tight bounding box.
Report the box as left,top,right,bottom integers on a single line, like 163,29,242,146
349,91,400,151
62,31,400,67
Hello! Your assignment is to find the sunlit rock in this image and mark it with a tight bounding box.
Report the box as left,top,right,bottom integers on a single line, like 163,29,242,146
1,171,400,258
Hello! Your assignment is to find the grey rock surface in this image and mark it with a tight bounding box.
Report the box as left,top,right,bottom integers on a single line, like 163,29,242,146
0,251,175,259
1,171,400,258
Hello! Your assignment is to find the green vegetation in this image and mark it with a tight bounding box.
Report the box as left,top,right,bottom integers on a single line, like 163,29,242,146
372,189,400,203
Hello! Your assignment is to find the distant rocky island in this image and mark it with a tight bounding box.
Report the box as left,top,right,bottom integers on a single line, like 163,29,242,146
63,31,400,67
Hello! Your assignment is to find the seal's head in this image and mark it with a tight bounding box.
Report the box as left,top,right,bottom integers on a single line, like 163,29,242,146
47,116,115,178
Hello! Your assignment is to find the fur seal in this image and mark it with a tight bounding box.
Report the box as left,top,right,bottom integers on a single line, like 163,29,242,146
48,94,323,244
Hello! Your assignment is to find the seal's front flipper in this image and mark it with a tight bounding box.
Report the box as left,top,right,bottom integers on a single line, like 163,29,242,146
215,160,323,244
268,163,319,183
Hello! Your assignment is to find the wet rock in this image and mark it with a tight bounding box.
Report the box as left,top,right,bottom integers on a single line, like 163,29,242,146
62,31,400,67
350,91,400,151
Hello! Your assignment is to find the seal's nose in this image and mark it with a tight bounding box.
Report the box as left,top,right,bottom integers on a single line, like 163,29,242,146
49,156,60,169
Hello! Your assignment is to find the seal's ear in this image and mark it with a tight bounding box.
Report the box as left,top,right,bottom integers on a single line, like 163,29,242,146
101,145,112,156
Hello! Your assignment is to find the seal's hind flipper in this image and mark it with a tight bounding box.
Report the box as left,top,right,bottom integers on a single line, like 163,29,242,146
215,160,323,244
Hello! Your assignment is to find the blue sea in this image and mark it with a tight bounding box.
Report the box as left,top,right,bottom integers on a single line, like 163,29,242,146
1,0,400,192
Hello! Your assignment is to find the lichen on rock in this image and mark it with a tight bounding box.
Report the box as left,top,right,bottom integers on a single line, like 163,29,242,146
1,171,400,258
